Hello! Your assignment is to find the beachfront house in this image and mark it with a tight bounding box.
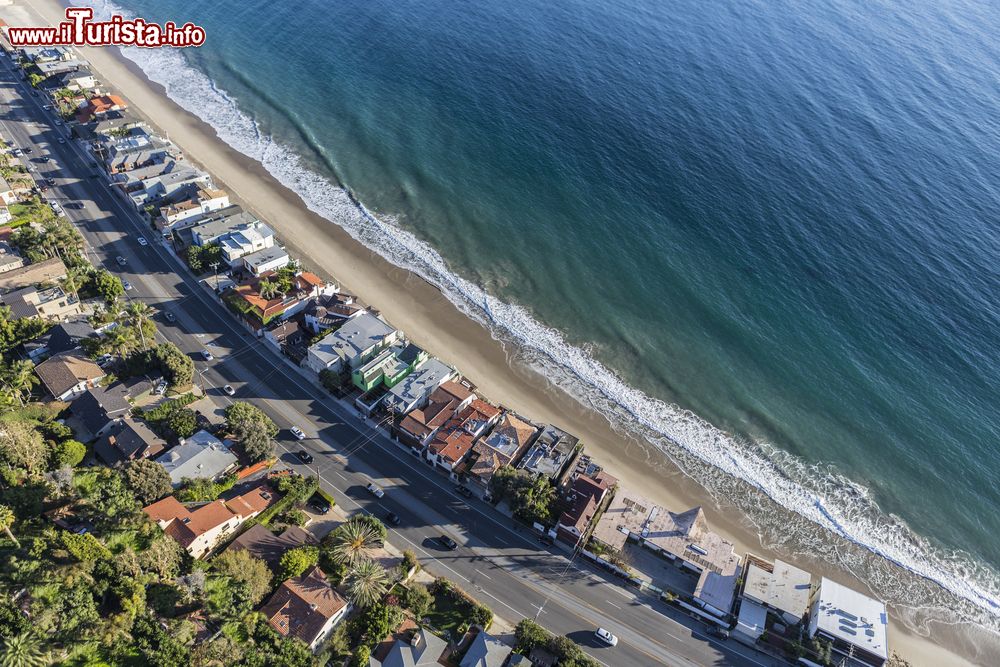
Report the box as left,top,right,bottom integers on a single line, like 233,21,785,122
352,343,429,415
129,167,214,209
243,246,290,276
224,270,333,333
75,94,127,123
464,411,540,497
217,221,277,266
516,423,581,486
382,356,456,416
807,578,888,667
555,468,617,548
734,555,813,646
158,187,231,230
302,291,363,334
101,130,179,175
303,311,401,375
393,379,476,451
592,489,742,623
426,399,502,476
189,206,260,246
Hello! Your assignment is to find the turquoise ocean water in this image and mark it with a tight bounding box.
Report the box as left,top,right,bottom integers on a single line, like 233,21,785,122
101,0,1000,641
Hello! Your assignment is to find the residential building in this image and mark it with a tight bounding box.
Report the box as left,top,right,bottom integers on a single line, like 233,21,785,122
225,270,333,333
189,206,260,246
22,320,97,361
353,343,426,393
157,187,230,230
155,430,238,485
369,627,447,667
427,399,502,474
555,470,616,548
741,553,812,621
144,496,243,559
71,385,133,439
129,167,213,208
382,356,456,416
35,58,86,77
0,206,11,226
2,285,81,321
394,380,475,450
94,417,167,466
0,257,68,293
20,46,72,63
217,221,276,265
242,246,290,276
303,291,363,334
261,567,349,652
76,108,145,142
459,630,509,667
75,94,127,123
304,311,401,375
807,578,888,667
465,411,539,495
516,424,580,485
102,130,178,174
0,242,24,273
34,352,104,401
224,524,317,572
263,320,309,361
111,160,181,193
0,175,15,205
592,489,742,620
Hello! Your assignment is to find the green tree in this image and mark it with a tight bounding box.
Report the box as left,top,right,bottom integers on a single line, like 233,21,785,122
212,550,273,606
185,245,204,274
153,342,195,388
0,305,49,355
139,535,184,581
515,618,550,653
224,402,277,462
0,632,47,667
350,646,371,667
165,407,198,440
344,559,389,608
131,616,190,667
60,532,112,562
0,601,29,640
89,468,139,521
0,421,48,475
51,439,85,468
0,361,39,409
401,583,432,619
324,519,382,566
121,458,172,504
0,506,20,549
54,580,99,637
92,268,124,305
258,278,280,301
278,546,319,581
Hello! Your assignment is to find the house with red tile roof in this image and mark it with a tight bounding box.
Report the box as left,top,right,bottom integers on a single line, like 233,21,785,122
394,380,475,451
224,270,333,333
464,411,541,496
143,484,278,558
261,566,349,652
76,94,127,123
555,470,617,548
427,399,502,477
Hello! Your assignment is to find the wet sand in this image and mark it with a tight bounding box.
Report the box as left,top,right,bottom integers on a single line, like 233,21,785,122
8,1,985,664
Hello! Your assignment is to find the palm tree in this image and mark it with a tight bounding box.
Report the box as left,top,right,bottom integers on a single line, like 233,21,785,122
0,505,19,549
258,279,280,301
0,361,38,408
326,520,381,566
105,326,139,359
343,559,388,608
0,632,47,667
125,302,154,350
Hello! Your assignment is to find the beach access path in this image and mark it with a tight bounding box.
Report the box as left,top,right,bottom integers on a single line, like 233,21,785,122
0,55,779,667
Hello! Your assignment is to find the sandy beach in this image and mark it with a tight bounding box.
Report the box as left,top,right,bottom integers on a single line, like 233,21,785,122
8,1,986,664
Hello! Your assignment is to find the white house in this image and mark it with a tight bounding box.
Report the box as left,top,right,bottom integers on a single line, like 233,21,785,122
303,312,401,374
158,187,230,229
807,578,888,667
155,430,239,486
0,175,17,205
243,246,290,276
218,221,276,265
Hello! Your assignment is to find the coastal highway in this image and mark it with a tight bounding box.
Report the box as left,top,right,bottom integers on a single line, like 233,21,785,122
0,57,777,667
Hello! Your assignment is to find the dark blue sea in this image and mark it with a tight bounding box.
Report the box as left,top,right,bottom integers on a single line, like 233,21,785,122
102,0,1000,642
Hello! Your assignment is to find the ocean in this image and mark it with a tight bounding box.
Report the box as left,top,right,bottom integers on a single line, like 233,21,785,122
99,0,1000,643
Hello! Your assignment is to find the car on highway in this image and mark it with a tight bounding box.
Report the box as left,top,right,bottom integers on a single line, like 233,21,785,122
122,280,132,291
706,626,730,640
40,156,49,163
164,311,176,323
200,350,214,361
438,535,458,550
222,384,235,396
594,628,619,647
12,148,22,156
366,482,385,498
385,511,401,526
295,450,314,464
455,485,473,499
137,237,148,246
51,202,64,217
115,256,127,266
57,138,65,144
55,119,62,125
290,426,306,440
22,147,31,153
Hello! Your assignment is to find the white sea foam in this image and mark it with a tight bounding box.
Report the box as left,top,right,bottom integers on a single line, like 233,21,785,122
95,0,1000,635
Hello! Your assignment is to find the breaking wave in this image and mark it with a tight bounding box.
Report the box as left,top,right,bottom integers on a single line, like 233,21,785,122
95,0,1000,642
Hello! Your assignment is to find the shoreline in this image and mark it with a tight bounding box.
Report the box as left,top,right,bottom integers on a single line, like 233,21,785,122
13,1,988,664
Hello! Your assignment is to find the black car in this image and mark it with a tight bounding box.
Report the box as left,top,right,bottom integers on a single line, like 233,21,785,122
438,535,458,550
706,626,730,640
455,485,473,499
295,450,314,464
385,511,401,526
164,311,176,323
308,494,331,514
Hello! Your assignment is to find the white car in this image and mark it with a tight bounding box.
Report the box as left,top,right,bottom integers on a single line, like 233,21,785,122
366,483,385,498
223,384,235,396
57,138,65,144
122,280,132,291
200,350,214,361
594,628,618,647
155,380,168,396
137,237,148,246
290,426,306,440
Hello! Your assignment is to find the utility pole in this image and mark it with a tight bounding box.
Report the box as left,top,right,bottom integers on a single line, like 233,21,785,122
209,261,220,290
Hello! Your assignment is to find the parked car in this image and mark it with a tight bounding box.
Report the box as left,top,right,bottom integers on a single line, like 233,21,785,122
200,349,214,361
137,236,148,246
12,148,22,156
40,156,49,163
594,628,618,647
438,535,458,551
308,494,331,514
122,280,132,291
366,483,385,498
295,450,314,464
115,256,127,266
385,511,401,526
290,426,306,440
164,311,176,323
155,380,168,395
706,626,730,640
222,384,235,396
455,485,473,499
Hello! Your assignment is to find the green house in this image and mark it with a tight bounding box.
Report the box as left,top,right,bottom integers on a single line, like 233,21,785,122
351,343,427,392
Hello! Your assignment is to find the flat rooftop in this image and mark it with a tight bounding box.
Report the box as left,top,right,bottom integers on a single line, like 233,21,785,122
812,577,888,661
743,554,812,619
